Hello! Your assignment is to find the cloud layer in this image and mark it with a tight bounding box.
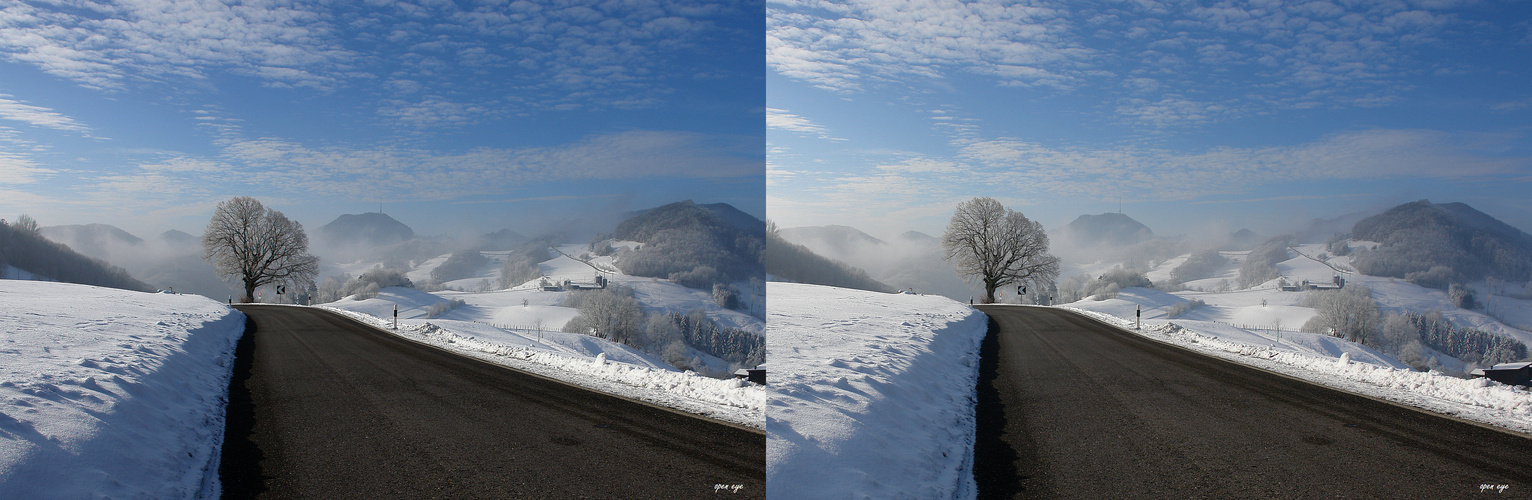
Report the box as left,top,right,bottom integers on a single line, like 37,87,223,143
0,0,754,119
89,130,760,203
769,0,1493,126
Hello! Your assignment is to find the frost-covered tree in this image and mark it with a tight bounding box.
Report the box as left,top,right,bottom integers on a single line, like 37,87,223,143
941,197,1059,303
563,285,644,346
13,214,37,233
1301,285,1380,344
1449,283,1476,310
201,197,319,302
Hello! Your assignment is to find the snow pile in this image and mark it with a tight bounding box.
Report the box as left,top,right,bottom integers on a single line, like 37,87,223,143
0,280,245,497
319,306,764,428
1064,306,1532,434
767,282,988,499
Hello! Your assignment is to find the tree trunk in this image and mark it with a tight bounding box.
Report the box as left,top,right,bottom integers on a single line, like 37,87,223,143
983,283,997,304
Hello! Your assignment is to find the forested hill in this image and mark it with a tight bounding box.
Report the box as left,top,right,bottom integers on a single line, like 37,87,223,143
765,230,893,293
0,220,155,292
609,201,764,288
1350,200,1532,283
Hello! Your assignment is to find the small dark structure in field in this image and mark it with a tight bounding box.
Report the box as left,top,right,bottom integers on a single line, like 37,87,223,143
1470,362,1532,386
734,368,765,385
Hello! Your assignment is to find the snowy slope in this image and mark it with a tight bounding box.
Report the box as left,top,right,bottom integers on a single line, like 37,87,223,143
1063,295,1532,434
319,305,764,428
0,280,245,498
767,283,988,499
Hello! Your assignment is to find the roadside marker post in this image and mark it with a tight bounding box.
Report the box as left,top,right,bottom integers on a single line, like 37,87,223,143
393,305,398,330
1136,304,1141,330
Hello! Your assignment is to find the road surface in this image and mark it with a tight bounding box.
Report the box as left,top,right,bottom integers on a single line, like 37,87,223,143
974,305,1532,499
221,305,764,499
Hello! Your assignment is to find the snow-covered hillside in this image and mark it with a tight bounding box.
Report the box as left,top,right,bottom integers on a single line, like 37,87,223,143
767,282,987,499
0,280,245,497
318,241,766,427
1061,241,1532,372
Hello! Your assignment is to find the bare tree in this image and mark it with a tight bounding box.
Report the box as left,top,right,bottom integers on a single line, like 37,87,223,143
941,197,1059,303
202,197,319,303
13,214,38,233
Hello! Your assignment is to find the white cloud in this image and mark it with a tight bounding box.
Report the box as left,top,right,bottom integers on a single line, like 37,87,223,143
770,0,1488,126
768,0,1087,93
767,108,843,141
0,96,91,134
874,157,958,173
959,129,1526,201
0,0,351,91
0,0,748,120
211,130,760,201
0,149,53,184
377,97,498,128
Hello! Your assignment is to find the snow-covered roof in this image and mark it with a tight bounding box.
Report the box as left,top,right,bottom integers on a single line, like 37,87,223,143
1488,362,1532,371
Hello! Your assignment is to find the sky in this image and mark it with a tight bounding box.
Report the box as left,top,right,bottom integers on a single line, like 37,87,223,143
0,0,765,239
766,0,1532,242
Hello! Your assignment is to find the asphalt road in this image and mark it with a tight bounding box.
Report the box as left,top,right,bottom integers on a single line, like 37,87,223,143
221,305,764,499
974,305,1532,499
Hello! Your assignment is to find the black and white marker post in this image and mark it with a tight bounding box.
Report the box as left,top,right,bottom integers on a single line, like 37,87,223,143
393,304,398,330
1136,304,1141,330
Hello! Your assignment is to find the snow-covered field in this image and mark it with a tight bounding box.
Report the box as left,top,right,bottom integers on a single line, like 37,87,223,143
767,282,987,499
0,280,245,497
1063,289,1532,434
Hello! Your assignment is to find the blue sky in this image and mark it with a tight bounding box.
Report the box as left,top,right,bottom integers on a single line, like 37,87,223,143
0,0,764,238
766,0,1532,242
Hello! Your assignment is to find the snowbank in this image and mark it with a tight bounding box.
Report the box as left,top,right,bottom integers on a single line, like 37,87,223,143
1063,306,1532,434
766,282,988,499
0,280,245,497
318,306,765,429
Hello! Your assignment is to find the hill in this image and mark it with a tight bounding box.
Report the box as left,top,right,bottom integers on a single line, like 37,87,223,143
1350,200,1532,283
1226,228,1261,250
476,228,526,251
765,231,892,293
776,224,978,300
1056,212,1154,248
319,212,416,248
159,229,198,246
0,221,154,292
897,230,939,245
609,201,764,288
39,224,145,263
778,225,888,261
700,202,766,235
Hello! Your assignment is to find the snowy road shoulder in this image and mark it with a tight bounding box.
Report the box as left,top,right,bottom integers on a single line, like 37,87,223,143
766,283,988,499
1060,305,1532,435
0,280,245,498
316,306,765,429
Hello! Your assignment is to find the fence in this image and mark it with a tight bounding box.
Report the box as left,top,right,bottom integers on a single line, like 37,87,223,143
471,320,549,334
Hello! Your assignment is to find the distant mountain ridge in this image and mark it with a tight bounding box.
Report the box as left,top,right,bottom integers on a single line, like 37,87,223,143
39,224,145,262
765,231,892,293
1,221,154,292
1057,212,1154,248
778,225,888,259
319,212,415,247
